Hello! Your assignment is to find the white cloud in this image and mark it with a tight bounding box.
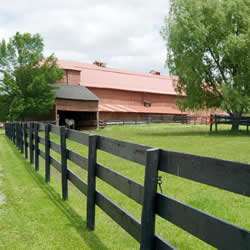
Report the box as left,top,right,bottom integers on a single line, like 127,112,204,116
0,0,169,73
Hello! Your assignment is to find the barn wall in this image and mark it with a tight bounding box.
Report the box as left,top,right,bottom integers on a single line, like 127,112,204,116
100,112,144,120
67,70,81,85
99,112,186,120
88,87,184,108
56,99,98,112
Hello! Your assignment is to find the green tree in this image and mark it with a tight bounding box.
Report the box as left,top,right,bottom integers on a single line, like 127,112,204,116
162,0,250,130
0,32,63,121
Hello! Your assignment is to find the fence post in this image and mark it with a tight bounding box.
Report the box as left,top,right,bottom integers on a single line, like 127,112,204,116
11,123,15,143
215,115,218,133
17,123,20,149
34,123,39,171
16,123,19,149
5,123,7,136
15,123,18,146
140,148,160,250
17,123,20,148
20,123,24,154
29,122,34,164
210,115,213,132
13,123,16,143
9,124,11,140
19,123,21,151
87,135,98,230
11,123,13,141
10,124,12,141
13,123,16,145
45,124,50,182
24,123,28,159
14,123,16,143
60,126,68,200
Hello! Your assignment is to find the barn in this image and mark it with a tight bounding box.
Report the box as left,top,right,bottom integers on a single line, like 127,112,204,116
31,83,99,130
56,60,203,123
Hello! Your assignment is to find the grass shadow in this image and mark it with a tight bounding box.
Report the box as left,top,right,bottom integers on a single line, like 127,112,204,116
6,137,108,250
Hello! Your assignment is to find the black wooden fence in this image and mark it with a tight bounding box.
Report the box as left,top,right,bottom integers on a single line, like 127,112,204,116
99,115,209,129
210,115,250,132
5,122,250,250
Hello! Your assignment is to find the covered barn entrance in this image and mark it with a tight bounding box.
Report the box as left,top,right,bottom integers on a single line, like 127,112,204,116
55,84,99,130
57,110,97,130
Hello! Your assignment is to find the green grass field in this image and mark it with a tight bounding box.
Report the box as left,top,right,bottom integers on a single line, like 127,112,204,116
0,124,249,249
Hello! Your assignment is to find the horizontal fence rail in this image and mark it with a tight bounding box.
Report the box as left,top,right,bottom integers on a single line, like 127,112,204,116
159,150,250,197
5,121,250,250
99,115,209,128
210,114,250,132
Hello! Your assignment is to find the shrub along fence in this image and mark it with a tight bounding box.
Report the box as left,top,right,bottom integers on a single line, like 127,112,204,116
5,122,250,250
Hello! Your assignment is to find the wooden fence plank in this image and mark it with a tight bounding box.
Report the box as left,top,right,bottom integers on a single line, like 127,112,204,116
155,235,177,250
50,124,60,135
50,141,61,154
96,162,144,205
38,136,45,145
159,150,250,197
87,135,98,230
34,123,39,171
96,191,175,249
50,156,61,173
140,149,160,250
156,193,250,250
39,149,45,159
45,124,50,182
97,136,150,165
95,191,141,242
67,149,88,171
38,122,45,131
60,126,68,200
67,169,87,195
66,129,89,145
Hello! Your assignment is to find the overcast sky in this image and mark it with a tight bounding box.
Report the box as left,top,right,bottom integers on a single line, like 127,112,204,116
0,1,169,74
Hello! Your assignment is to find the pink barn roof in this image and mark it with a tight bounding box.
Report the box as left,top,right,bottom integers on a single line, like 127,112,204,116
57,60,179,96
99,104,185,115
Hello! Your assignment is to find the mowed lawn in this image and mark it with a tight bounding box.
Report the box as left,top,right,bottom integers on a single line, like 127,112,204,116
0,124,250,249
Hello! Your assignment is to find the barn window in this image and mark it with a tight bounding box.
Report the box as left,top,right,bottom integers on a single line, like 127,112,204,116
144,101,152,107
